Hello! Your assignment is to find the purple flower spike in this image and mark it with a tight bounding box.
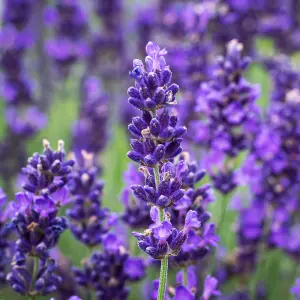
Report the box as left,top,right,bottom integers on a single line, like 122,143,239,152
194,39,260,162
67,152,111,247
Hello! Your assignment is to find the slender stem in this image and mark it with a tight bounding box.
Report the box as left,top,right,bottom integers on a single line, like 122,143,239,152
208,193,230,275
153,162,169,299
29,256,39,300
159,208,164,222
154,165,160,190
217,193,230,233
157,257,169,300
183,267,187,286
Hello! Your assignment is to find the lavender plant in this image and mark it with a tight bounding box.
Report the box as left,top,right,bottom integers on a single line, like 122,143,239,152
66,151,111,248
127,41,219,300
190,39,260,208
46,0,88,78
72,77,109,163
6,140,74,298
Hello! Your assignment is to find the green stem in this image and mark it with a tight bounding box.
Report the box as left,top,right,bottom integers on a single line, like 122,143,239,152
183,267,187,287
29,256,39,300
157,257,169,300
159,208,164,222
154,165,160,190
153,162,169,299
217,193,230,233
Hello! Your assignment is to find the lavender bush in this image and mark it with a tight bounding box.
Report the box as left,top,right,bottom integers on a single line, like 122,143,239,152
0,1,299,300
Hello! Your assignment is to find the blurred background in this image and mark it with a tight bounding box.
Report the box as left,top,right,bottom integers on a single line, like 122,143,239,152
1,0,300,299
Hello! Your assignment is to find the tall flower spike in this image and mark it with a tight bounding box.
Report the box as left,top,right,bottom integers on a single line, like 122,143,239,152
45,0,88,78
6,140,72,297
190,39,260,195
194,39,260,157
72,77,109,161
127,42,205,300
67,151,111,247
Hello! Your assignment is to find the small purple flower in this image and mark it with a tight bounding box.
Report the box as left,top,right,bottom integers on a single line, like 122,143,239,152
184,210,201,232
124,257,146,281
46,0,88,76
120,164,151,228
291,279,300,300
199,224,219,248
175,265,197,299
6,140,73,297
152,221,173,243
7,258,62,296
202,275,221,300
173,286,194,300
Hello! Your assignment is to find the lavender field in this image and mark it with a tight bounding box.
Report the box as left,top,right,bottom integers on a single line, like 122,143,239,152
0,1,300,300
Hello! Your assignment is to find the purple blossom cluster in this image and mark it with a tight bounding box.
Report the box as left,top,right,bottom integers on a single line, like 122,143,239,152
67,151,111,247
46,0,88,77
190,39,260,194
72,77,109,160
6,140,73,297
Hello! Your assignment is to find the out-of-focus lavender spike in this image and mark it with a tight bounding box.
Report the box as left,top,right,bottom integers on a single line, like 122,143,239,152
91,0,126,78
211,0,292,55
0,1,47,194
46,0,88,78
72,76,109,162
72,233,146,299
66,151,111,248
191,39,260,194
264,55,300,103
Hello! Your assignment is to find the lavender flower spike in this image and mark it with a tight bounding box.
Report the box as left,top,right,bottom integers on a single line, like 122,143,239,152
6,140,73,298
127,41,203,300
